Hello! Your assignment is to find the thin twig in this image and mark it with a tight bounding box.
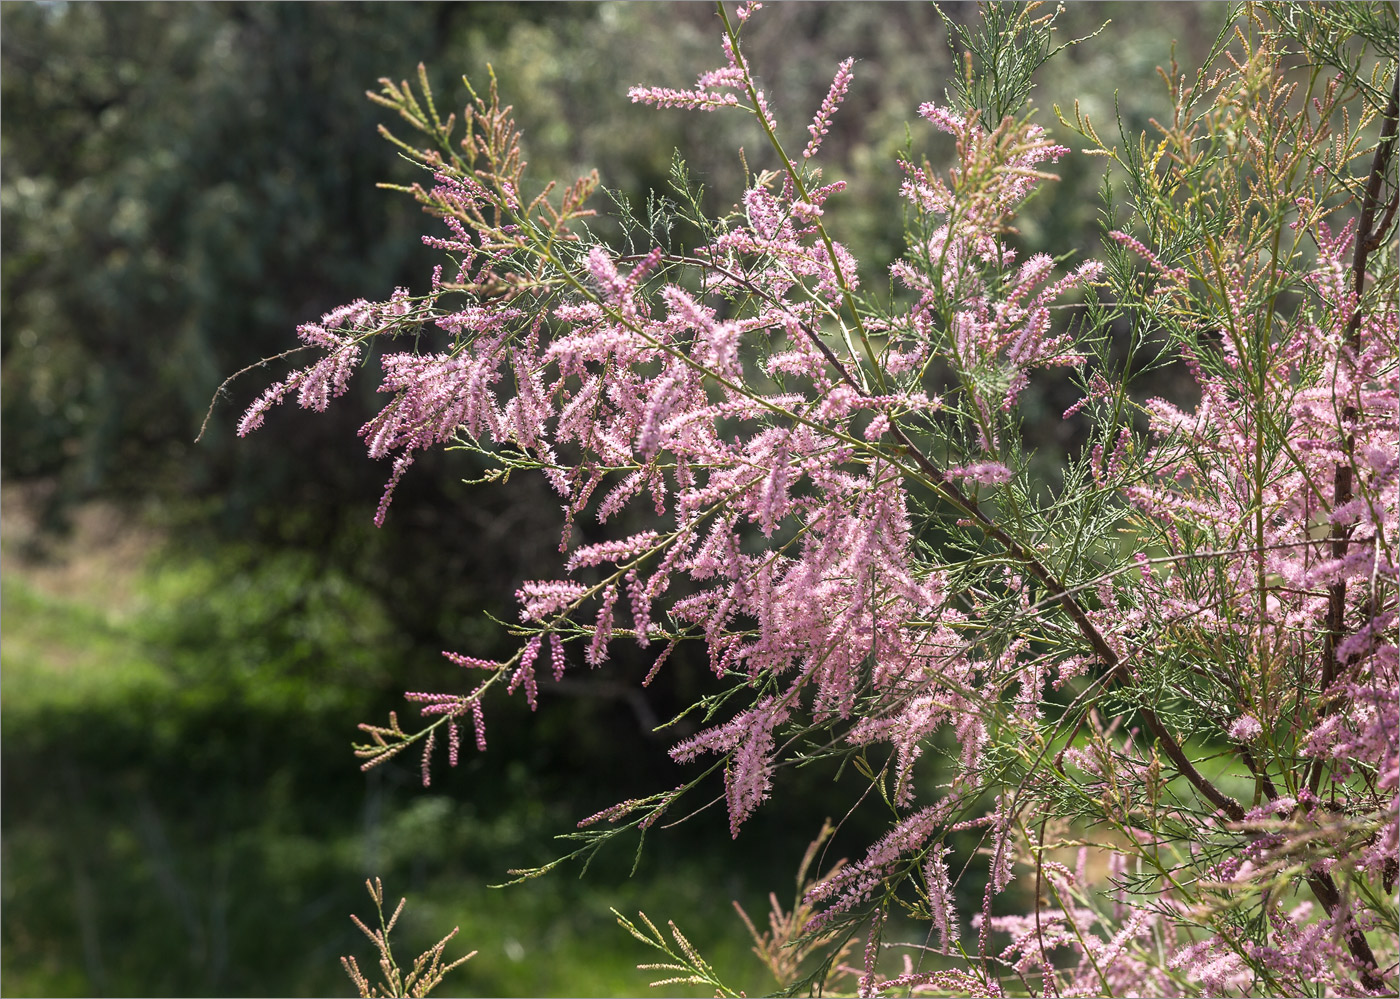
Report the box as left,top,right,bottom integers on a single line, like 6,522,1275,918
194,345,309,443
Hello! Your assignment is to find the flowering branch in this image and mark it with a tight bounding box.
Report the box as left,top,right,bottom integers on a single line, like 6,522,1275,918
231,3,1397,995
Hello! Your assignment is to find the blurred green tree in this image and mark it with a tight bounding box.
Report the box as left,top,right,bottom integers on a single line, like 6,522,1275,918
0,1,609,659
1,3,591,539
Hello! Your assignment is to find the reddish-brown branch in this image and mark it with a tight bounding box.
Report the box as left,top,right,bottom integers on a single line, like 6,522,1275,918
884,420,1249,822
1310,72,1399,799
1307,870,1386,992
1301,71,1398,995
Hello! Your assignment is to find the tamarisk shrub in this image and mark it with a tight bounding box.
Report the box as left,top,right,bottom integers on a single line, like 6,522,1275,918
236,2,1397,995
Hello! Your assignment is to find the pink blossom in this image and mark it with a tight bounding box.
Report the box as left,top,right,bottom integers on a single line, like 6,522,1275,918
1228,714,1263,741
804,58,854,160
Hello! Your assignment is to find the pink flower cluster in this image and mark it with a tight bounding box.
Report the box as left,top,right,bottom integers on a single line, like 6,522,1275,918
893,109,1103,424
237,291,417,437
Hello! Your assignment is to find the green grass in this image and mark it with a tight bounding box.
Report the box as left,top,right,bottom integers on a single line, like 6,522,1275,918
1,575,173,711
0,522,774,997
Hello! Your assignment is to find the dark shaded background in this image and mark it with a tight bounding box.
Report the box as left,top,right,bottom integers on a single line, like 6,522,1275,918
1,3,1217,994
